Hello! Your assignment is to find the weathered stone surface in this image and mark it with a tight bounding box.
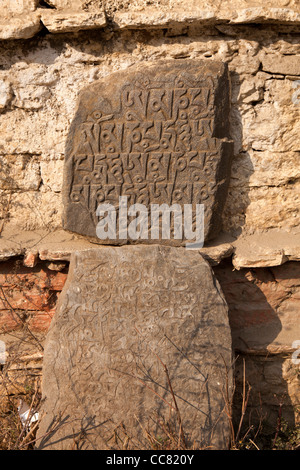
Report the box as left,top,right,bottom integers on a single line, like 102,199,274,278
62,59,233,243
233,354,299,433
1,1,300,40
262,54,300,76
0,80,12,110
0,228,110,262
200,243,234,266
40,10,106,34
0,30,299,238
2,227,300,269
0,13,42,41
40,159,64,193
37,246,233,450
111,3,300,31
232,230,300,269
0,155,41,191
0,0,106,39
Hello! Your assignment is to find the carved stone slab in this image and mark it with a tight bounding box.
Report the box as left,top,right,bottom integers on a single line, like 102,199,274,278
62,60,233,244
37,246,233,450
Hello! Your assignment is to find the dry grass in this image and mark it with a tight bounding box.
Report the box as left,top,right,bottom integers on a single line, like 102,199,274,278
0,352,299,450
0,370,41,450
0,260,44,450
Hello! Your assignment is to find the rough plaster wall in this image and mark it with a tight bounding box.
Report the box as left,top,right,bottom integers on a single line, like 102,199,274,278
0,26,299,237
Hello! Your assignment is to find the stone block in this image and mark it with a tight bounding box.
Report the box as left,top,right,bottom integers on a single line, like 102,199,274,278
62,59,233,244
37,245,233,450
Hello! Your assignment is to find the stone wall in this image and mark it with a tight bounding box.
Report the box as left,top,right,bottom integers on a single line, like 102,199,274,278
0,0,299,446
1,9,300,240
214,260,300,431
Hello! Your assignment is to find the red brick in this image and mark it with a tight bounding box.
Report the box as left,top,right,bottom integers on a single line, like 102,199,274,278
27,310,55,332
39,270,68,291
0,309,24,332
0,287,51,311
0,259,68,334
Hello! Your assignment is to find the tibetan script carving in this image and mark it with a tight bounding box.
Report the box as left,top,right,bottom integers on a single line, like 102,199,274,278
37,246,233,449
62,60,233,243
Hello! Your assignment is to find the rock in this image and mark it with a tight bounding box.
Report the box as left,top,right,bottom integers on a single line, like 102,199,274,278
40,10,106,34
262,54,300,76
45,261,67,271
111,2,300,30
0,1,300,40
232,230,300,268
37,245,233,450
13,85,52,111
0,13,42,40
233,354,299,432
40,160,64,193
0,0,106,39
0,155,41,191
0,80,12,110
62,59,233,244
0,228,99,262
1,0,39,13
0,1,299,438
9,191,62,232
23,250,39,267
200,243,234,266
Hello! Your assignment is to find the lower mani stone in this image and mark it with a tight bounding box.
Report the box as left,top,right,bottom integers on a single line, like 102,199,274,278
37,245,233,450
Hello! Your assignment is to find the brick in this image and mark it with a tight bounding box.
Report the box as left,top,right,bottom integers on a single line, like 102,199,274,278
0,259,68,334
214,261,300,353
27,310,55,332
0,309,23,332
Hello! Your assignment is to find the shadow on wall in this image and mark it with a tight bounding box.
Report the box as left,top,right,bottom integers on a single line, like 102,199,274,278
223,69,254,238
214,259,297,437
